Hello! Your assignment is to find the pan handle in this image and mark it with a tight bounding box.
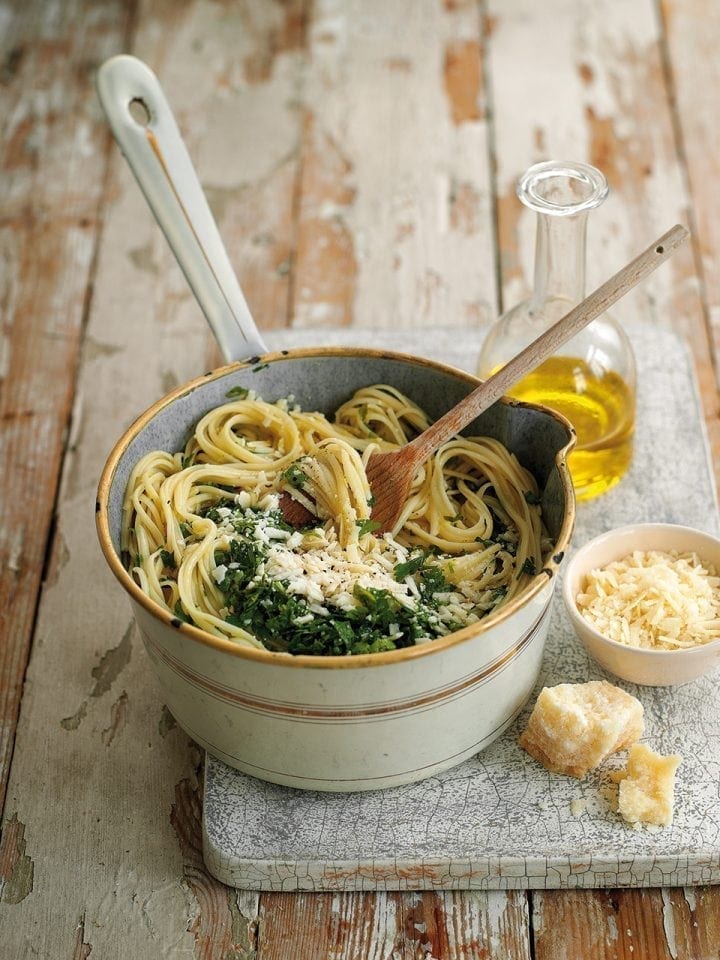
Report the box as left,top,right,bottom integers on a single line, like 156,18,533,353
96,54,268,363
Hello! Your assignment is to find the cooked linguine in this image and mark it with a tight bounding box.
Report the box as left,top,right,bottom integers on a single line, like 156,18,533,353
122,384,545,655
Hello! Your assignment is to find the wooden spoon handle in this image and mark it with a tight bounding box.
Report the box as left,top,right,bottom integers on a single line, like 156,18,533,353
407,223,689,461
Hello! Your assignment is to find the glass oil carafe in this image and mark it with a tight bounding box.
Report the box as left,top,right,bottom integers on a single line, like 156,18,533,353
477,160,636,501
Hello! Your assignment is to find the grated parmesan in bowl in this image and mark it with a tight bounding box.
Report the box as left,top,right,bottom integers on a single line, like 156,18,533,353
577,549,720,651
563,524,720,686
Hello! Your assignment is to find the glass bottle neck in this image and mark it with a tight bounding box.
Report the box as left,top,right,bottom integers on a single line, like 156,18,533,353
530,210,587,309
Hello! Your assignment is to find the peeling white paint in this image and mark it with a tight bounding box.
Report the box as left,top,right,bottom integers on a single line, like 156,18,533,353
6,527,24,572
0,330,11,381
75,120,96,159
661,889,679,960
486,891,510,954
682,887,696,912
140,881,196,949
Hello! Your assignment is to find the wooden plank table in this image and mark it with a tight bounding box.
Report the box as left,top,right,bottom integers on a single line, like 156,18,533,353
1,0,719,955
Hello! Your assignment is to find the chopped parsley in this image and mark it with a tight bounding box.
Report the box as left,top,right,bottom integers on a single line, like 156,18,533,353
394,553,426,580
219,565,452,655
225,385,249,399
355,518,381,536
204,500,294,537
174,601,191,624
523,490,542,505
281,462,308,489
417,563,450,600
161,499,525,658
208,505,461,656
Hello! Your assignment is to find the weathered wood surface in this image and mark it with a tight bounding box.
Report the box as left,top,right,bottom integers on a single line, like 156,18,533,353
0,0,719,957
0,0,133,817
660,0,720,366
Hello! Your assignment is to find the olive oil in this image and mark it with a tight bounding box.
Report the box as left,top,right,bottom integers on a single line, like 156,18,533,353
504,355,635,501
476,161,637,501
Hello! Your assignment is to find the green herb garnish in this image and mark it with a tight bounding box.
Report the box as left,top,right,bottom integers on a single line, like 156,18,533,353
225,385,249,399
499,537,517,556
282,462,308,489
214,511,453,655
356,518,381,536
418,564,450,598
174,601,191,623
523,490,542,505
159,549,176,570
394,554,426,580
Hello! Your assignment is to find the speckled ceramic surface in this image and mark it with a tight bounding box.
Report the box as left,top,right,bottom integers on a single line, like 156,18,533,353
203,323,720,891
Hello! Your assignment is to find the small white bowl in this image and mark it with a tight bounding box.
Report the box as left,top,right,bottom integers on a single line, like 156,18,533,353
563,523,720,686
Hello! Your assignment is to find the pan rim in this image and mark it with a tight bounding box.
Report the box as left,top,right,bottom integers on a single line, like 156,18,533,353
95,345,576,670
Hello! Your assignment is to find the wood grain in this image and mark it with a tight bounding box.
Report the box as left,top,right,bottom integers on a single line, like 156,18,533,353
659,0,720,370
290,0,497,331
534,887,720,960
171,768,259,959
257,890,531,959
533,889,672,960
0,0,134,816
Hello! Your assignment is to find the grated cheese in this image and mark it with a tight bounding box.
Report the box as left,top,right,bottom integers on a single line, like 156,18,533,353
212,504,483,638
576,549,720,651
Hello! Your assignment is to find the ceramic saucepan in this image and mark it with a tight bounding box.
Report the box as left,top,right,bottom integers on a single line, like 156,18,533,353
94,55,576,791
97,347,575,791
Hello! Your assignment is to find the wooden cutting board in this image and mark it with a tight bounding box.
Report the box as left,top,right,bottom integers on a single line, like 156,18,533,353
201,323,720,892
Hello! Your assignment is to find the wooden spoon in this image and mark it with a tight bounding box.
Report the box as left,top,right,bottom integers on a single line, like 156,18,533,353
280,223,688,531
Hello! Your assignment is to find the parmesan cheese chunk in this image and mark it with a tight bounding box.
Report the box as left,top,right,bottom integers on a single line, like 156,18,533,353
577,549,720,650
519,680,644,779
616,742,681,827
